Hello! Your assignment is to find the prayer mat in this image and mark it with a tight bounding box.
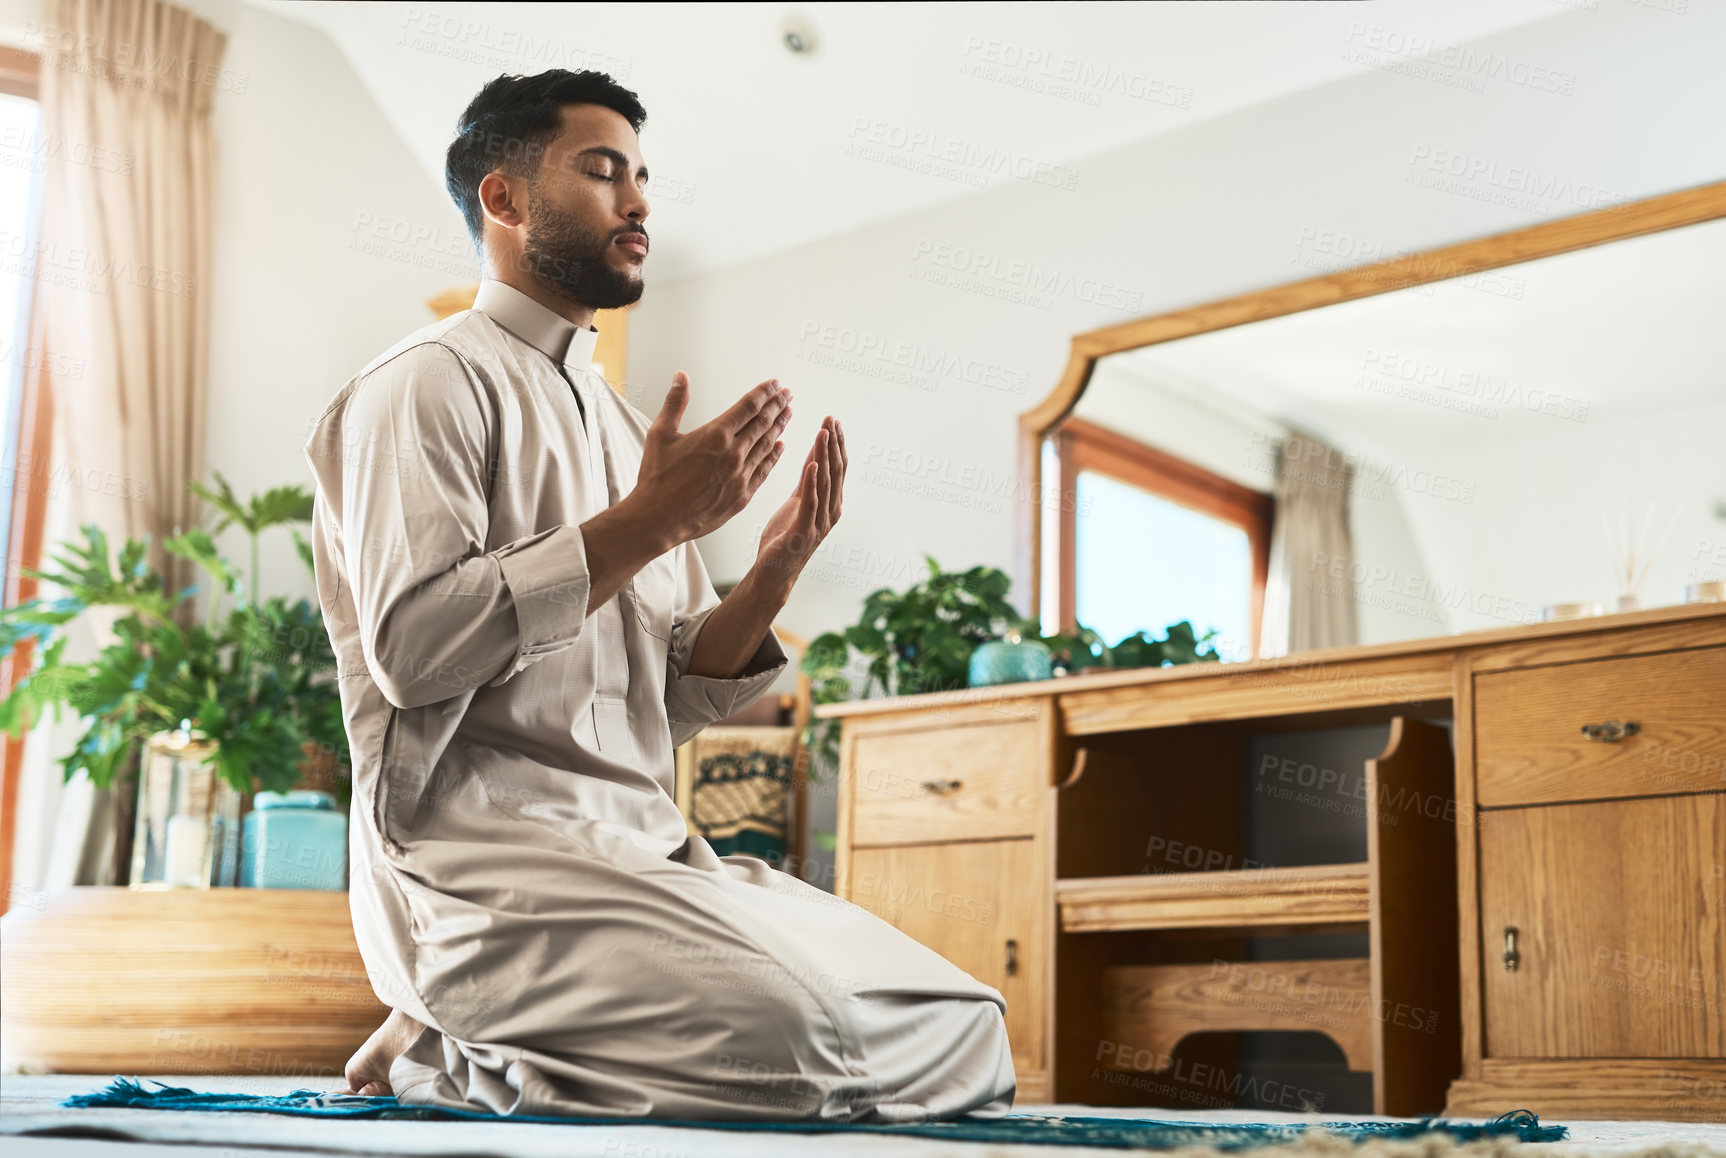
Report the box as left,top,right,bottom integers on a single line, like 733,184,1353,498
63,1078,1567,1150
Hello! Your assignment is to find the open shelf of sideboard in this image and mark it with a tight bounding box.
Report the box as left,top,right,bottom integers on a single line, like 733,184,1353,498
1051,711,1459,1116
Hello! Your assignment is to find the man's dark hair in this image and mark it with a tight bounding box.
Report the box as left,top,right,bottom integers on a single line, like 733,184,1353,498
445,69,648,249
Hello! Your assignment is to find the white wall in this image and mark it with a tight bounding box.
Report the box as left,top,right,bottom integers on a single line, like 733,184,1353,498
1404,395,1726,632
199,0,479,601
628,0,1726,653
1078,360,1281,496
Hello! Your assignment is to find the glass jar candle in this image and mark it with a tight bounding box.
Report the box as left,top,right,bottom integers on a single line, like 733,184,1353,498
130,726,243,888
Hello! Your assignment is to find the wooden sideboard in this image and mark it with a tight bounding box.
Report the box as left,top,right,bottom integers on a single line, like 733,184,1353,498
820,602,1726,1119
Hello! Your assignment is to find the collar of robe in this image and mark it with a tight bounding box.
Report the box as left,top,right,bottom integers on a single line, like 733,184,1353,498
473,277,601,383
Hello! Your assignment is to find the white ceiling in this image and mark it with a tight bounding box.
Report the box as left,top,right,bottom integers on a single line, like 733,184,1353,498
246,0,1569,283
1104,215,1726,448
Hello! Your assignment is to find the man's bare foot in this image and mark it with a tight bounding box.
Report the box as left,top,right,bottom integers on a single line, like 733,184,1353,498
336,1008,425,1096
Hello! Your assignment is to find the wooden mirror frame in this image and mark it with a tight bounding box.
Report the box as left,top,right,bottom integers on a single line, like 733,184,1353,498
1016,178,1726,623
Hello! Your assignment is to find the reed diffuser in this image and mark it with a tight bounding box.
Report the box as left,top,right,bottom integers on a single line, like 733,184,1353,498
1602,500,1681,612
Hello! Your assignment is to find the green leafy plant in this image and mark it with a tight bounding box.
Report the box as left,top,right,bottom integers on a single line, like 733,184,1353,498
802,557,1019,700
0,473,348,800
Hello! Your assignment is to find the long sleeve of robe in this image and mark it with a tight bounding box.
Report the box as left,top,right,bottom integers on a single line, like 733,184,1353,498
301,279,1014,1122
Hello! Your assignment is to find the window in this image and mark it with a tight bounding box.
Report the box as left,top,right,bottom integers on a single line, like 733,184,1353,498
0,62,44,559
1052,418,1271,662
0,46,43,917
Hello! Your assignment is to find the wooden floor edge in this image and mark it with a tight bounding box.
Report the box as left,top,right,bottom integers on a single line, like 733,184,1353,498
1447,1079,1726,1123
1447,1094,1725,1123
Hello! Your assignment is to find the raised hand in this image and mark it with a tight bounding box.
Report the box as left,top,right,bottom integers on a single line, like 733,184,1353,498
756,416,846,589
634,372,792,544
677,413,846,681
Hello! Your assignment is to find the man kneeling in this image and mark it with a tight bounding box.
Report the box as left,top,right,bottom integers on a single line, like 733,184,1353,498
303,67,1015,1121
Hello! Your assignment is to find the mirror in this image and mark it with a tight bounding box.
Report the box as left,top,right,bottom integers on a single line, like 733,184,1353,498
1023,183,1726,663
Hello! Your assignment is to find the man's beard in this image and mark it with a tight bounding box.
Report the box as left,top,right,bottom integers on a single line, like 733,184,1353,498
520,183,644,311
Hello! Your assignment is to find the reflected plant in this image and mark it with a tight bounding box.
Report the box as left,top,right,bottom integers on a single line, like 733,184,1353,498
1035,618,1221,672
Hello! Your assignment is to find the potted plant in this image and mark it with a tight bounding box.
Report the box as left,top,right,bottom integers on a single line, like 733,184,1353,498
0,473,349,887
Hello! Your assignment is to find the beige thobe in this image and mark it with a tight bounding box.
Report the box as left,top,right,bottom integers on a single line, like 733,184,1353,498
302,279,1015,1121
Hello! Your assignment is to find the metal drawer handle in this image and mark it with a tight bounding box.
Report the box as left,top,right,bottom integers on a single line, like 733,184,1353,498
1005,938,1018,977
1580,720,1640,743
1503,926,1520,972
922,778,963,796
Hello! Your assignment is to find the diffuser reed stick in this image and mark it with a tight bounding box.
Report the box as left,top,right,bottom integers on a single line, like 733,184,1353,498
1602,500,1681,611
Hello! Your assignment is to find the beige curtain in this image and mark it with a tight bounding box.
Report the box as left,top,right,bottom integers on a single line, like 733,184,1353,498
31,0,225,883
1258,431,1359,658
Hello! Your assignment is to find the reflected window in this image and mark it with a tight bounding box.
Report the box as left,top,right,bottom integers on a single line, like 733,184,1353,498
1055,419,1270,661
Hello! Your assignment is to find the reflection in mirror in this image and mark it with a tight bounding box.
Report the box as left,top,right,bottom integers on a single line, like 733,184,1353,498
1040,214,1726,662
1042,418,1270,661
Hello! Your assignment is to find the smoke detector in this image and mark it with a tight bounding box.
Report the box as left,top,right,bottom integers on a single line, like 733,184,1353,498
781,13,817,56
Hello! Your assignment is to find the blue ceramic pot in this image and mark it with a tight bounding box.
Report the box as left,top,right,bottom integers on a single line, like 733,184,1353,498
968,639,1054,687
240,790,347,890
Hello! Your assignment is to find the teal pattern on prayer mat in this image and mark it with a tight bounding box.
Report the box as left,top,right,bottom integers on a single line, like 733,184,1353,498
63,1078,1568,1150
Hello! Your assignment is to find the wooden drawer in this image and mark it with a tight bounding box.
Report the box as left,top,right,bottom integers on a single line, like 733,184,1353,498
1475,646,1726,808
845,711,1047,846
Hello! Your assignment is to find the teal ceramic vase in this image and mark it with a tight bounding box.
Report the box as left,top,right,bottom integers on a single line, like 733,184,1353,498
968,633,1054,687
240,790,347,890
